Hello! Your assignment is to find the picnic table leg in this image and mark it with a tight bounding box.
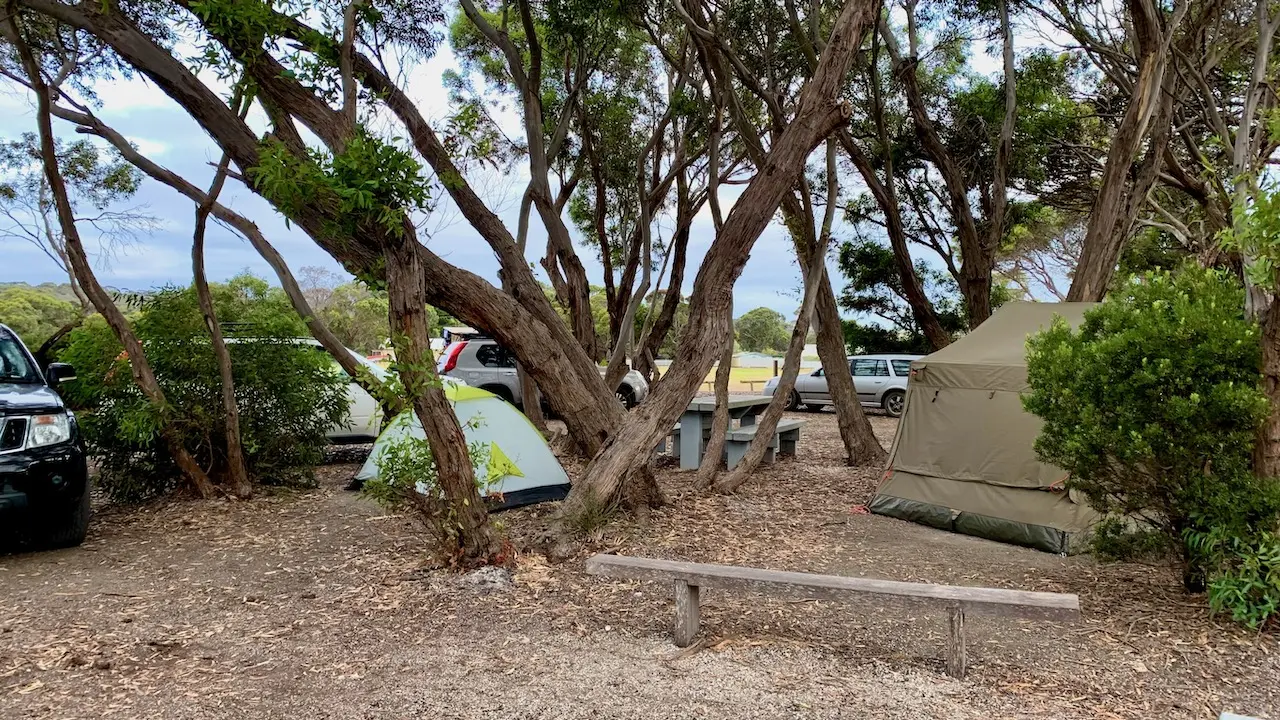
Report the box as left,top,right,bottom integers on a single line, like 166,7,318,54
740,410,757,427
673,579,700,647
946,606,966,679
679,411,704,470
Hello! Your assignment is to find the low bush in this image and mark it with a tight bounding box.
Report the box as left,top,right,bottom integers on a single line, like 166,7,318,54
59,277,349,501
1024,266,1280,603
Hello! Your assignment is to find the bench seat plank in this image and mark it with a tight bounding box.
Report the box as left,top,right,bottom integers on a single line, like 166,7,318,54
585,554,1079,622
726,418,805,442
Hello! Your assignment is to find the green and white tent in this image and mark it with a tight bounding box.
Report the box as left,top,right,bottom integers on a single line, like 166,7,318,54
355,380,570,509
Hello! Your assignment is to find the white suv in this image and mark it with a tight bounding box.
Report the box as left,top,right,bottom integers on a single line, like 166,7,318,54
438,338,649,408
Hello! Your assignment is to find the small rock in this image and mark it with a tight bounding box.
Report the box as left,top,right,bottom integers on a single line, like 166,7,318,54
458,566,514,594
92,658,112,671
547,541,577,563
300,591,317,600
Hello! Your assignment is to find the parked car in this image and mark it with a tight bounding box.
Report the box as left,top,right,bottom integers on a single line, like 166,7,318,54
233,337,396,443
762,354,921,418
437,337,649,408
285,339,394,442
0,324,90,548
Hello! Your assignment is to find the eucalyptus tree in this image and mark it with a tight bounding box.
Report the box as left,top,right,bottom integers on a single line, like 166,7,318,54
4,0,882,538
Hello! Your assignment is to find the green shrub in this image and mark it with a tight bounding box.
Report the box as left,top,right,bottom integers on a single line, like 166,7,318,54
1189,526,1280,630
1024,266,1277,585
1089,517,1174,562
59,278,349,501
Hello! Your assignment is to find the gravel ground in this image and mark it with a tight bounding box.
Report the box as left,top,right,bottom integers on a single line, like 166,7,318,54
1,407,1276,719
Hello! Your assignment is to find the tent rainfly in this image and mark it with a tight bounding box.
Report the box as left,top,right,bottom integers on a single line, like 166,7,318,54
355,380,570,509
869,301,1102,554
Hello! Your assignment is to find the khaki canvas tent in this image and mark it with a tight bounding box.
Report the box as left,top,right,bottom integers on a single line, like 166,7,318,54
869,301,1102,554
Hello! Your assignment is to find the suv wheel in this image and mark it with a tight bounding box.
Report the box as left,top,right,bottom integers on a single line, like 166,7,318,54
42,489,90,549
785,391,801,411
883,390,906,418
616,385,637,409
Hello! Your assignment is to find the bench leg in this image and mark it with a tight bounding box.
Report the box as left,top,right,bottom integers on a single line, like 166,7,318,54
780,429,799,456
657,436,667,454
674,580,700,647
725,441,748,469
946,606,966,679
679,412,704,470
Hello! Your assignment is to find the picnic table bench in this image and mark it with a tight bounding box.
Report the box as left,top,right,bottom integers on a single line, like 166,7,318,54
584,554,1081,679
665,417,805,469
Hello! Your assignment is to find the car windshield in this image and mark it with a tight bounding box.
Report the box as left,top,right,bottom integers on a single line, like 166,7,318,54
0,332,39,383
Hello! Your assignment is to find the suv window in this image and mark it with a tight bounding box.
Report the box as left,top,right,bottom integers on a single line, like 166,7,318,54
0,330,39,383
852,359,889,377
474,343,515,368
891,359,913,376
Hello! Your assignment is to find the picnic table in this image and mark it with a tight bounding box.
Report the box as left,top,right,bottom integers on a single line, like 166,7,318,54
675,395,772,470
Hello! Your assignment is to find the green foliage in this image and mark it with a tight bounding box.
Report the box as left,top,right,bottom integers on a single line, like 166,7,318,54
735,307,790,354
837,238,1011,353
1024,266,1277,586
1224,175,1280,292
0,132,142,207
0,285,78,349
250,130,430,240
360,420,501,564
1089,517,1175,562
1116,226,1193,284
58,275,348,501
1191,528,1280,630
318,281,393,353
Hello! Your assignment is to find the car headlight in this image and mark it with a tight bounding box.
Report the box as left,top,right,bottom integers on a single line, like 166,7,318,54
28,413,71,448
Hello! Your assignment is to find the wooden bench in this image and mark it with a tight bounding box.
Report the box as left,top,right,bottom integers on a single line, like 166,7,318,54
584,554,1080,679
724,418,804,468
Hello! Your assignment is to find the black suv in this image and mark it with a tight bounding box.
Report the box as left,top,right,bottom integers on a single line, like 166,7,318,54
0,324,89,548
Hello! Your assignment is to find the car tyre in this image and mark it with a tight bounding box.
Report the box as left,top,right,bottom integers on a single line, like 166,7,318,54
42,488,90,549
883,389,906,418
785,390,801,411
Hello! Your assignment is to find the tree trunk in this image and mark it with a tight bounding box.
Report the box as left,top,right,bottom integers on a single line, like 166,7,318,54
6,17,217,499
1067,0,1180,302
517,364,548,434
839,132,950,350
879,18,990,326
192,151,251,499
556,0,874,522
717,244,825,493
1256,301,1280,479
385,236,503,566
813,269,885,464
636,221,691,382
695,312,735,489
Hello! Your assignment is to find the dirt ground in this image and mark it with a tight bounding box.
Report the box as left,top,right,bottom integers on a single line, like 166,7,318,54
2,408,1277,719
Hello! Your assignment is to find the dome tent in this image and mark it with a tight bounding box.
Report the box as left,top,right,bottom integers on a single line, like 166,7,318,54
355,380,570,509
869,302,1102,554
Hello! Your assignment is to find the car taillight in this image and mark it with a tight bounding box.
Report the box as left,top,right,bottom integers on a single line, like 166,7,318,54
439,341,467,374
